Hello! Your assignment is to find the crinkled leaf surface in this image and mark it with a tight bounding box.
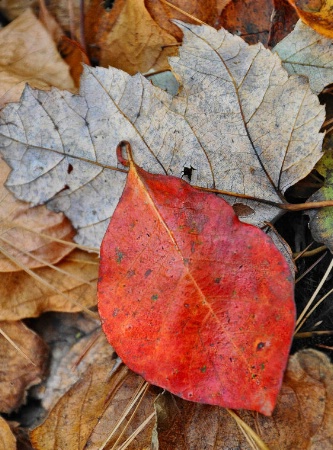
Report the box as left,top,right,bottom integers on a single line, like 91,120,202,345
98,149,295,415
274,20,333,94
0,22,325,248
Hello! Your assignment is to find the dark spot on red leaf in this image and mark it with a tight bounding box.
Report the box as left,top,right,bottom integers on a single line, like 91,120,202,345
257,342,265,350
145,269,152,278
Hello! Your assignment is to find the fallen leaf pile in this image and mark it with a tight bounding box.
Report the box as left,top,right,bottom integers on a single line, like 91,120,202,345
0,1,332,449
0,22,325,247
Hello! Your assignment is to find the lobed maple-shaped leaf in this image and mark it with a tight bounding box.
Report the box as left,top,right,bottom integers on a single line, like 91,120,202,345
98,143,295,415
0,22,325,248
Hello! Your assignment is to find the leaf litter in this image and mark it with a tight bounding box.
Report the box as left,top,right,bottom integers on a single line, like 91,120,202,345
0,4,330,445
0,22,325,248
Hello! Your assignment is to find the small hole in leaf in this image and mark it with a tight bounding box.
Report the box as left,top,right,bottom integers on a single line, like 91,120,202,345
145,269,152,278
181,165,196,182
257,342,265,351
103,0,115,10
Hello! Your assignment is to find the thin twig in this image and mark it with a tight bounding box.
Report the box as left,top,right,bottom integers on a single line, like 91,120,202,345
194,185,333,211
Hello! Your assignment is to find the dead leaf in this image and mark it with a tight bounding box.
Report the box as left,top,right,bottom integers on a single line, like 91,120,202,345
0,159,75,272
307,149,333,250
154,349,333,449
273,20,333,94
85,0,178,74
41,323,105,411
30,346,155,450
219,0,274,45
38,0,90,86
0,250,98,320
0,321,48,414
0,22,325,249
98,142,295,415
268,0,299,47
44,0,85,39
288,0,333,39
217,0,233,15
0,1,35,21
0,8,75,108
145,0,219,41
0,416,16,450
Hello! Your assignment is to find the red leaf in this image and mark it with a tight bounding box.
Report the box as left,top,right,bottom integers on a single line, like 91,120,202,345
98,142,295,416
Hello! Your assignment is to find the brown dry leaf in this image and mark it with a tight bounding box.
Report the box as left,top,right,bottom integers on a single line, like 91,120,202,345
154,349,333,449
0,159,75,273
217,0,233,15
38,0,90,86
0,0,35,21
0,321,48,414
0,249,98,320
288,0,333,39
0,416,16,450
85,0,178,74
268,0,299,47
0,8,75,108
0,417,16,450
30,340,156,450
219,0,274,45
145,0,219,41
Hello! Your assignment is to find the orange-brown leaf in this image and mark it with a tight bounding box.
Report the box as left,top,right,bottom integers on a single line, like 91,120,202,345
0,417,16,450
0,160,74,273
0,8,75,108
219,0,274,45
30,339,155,450
0,321,48,414
288,0,333,38
146,0,219,41
85,0,178,74
0,250,98,320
